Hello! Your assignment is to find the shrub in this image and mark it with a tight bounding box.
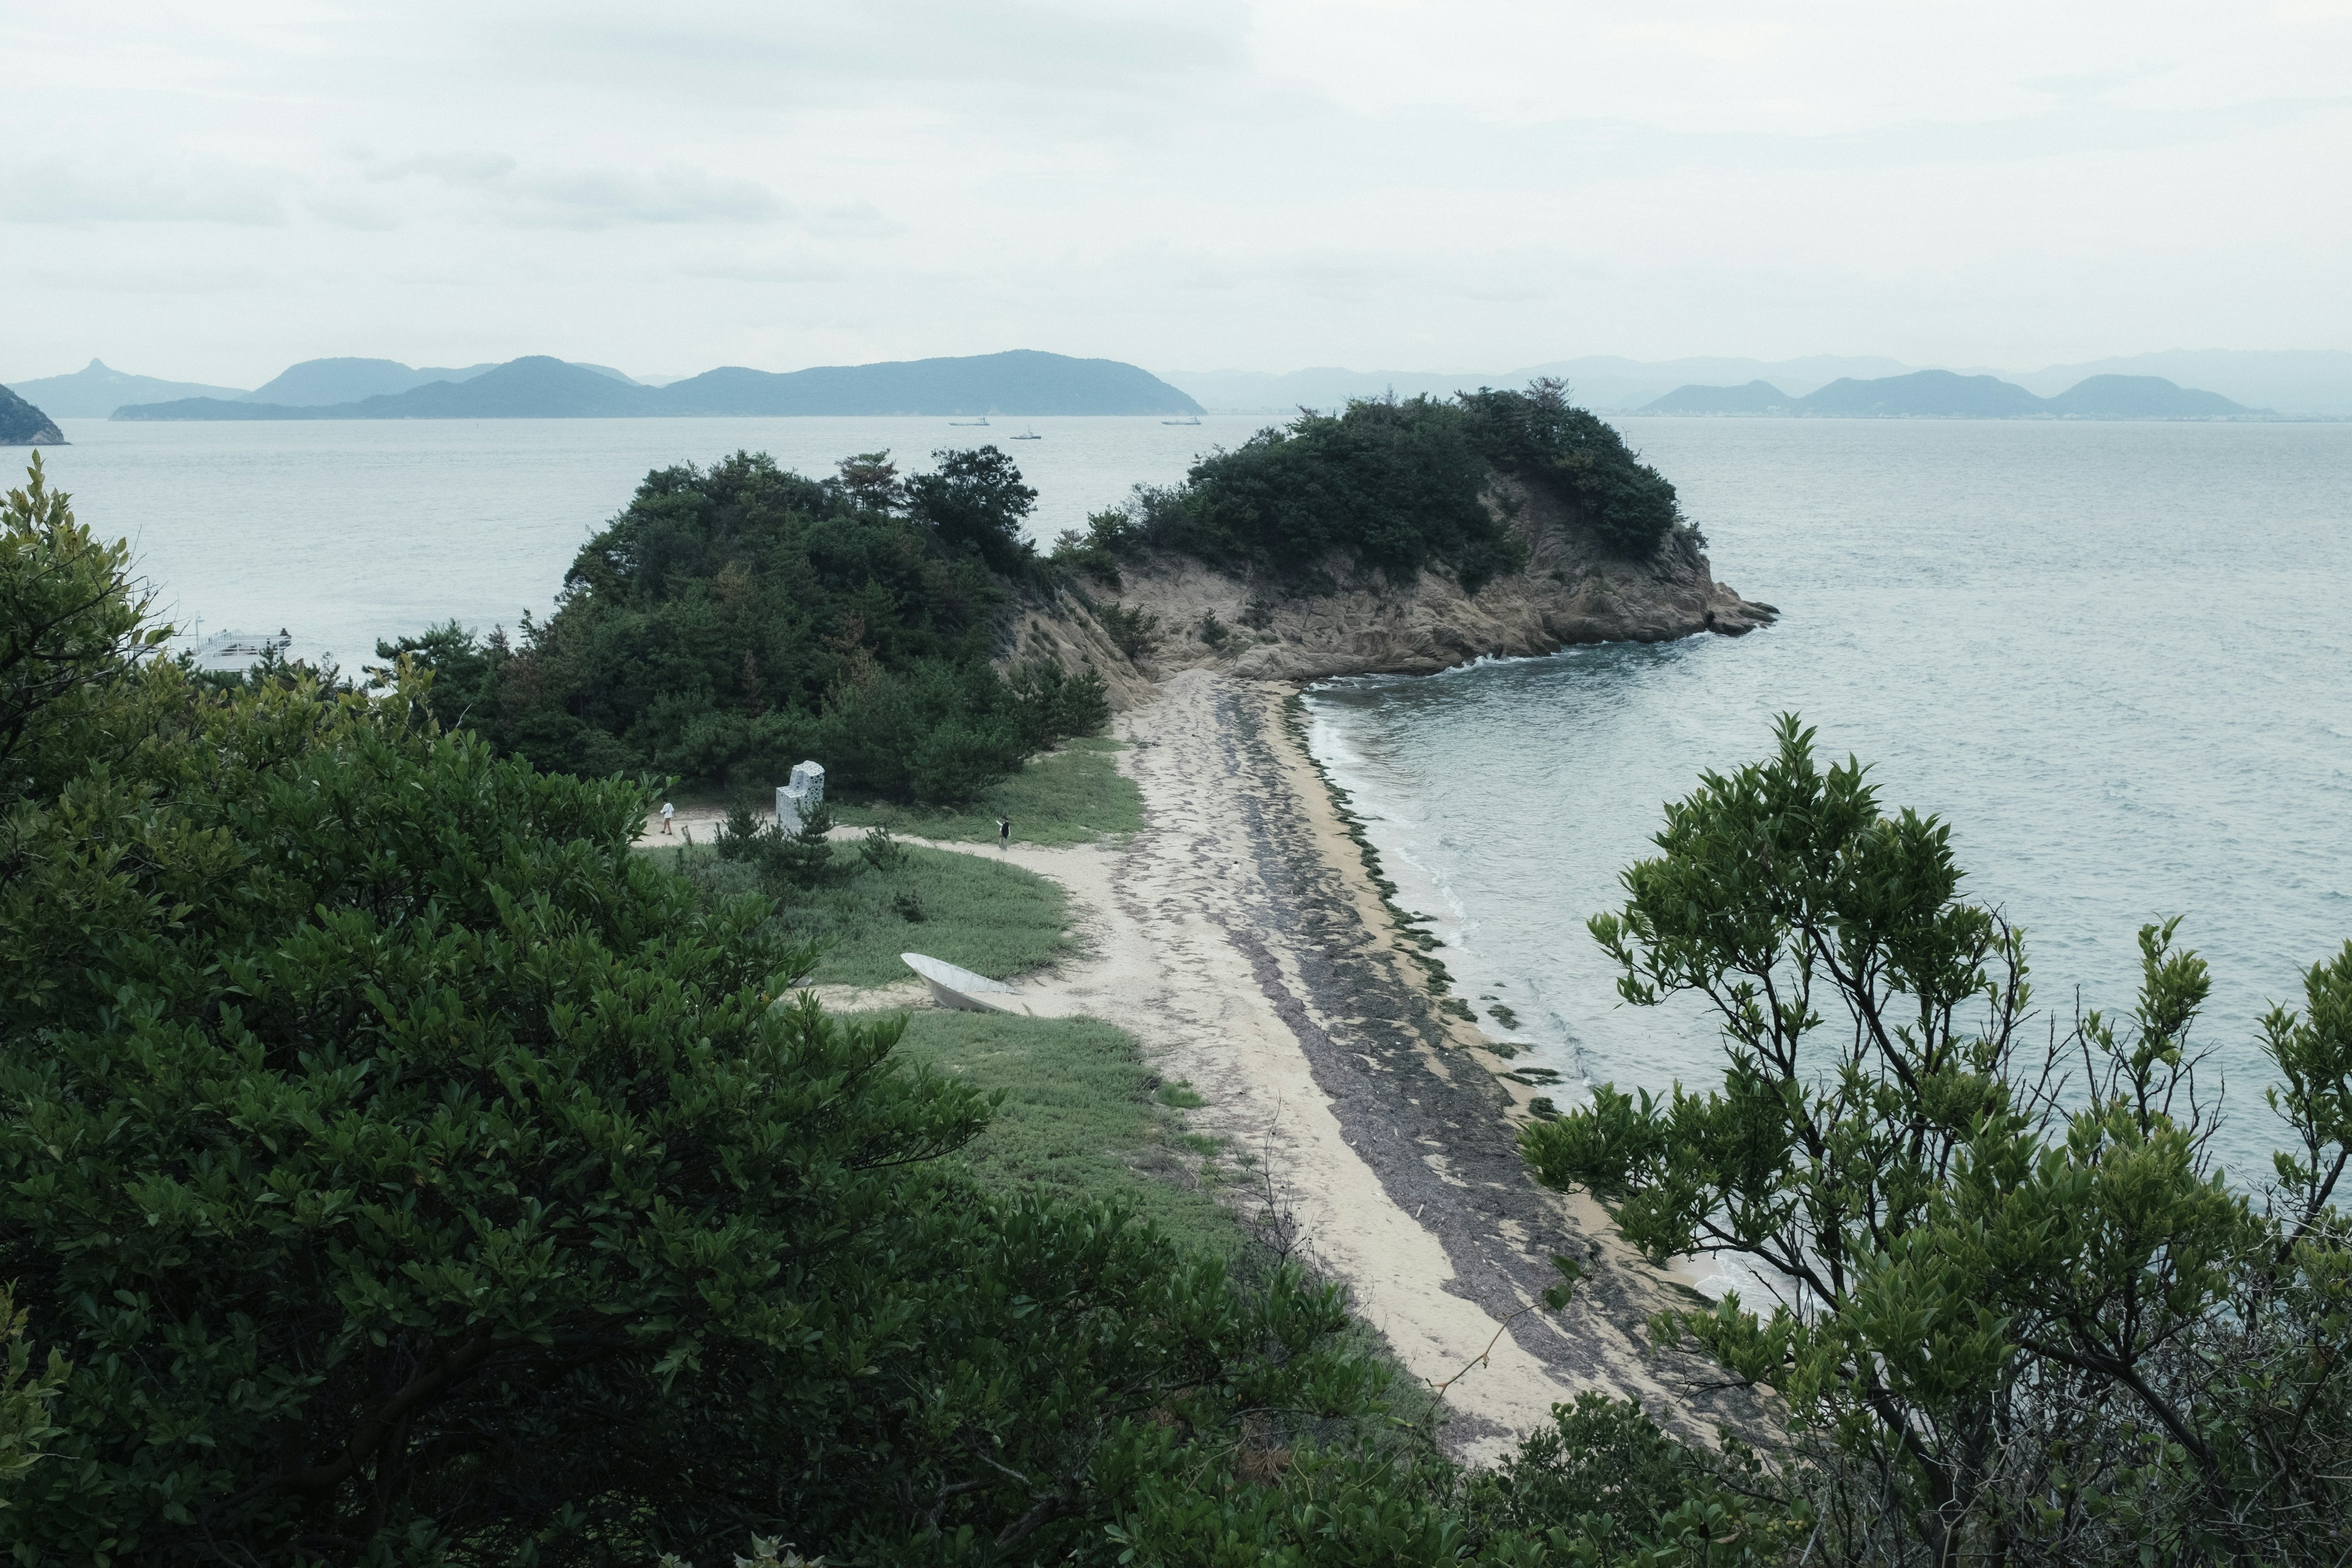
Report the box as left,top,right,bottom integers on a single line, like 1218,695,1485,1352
1094,600,1161,662
1528,714,2352,1563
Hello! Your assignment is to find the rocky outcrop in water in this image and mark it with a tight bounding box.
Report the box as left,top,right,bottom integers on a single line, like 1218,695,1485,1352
0,385,66,446
1016,472,1773,693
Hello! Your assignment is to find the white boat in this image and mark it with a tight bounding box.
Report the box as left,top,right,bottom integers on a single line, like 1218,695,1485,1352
191,628,292,670
901,952,1028,1014
1009,427,1041,440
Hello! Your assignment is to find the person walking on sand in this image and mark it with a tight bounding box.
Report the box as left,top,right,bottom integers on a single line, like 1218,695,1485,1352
997,815,1010,850
660,800,676,836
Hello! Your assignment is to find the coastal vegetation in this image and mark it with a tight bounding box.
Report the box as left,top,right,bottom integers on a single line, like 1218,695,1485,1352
1525,717,2352,1563
1056,380,1686,590
13,453,2348,1566
380,447,1109,804
0,456,1774,1564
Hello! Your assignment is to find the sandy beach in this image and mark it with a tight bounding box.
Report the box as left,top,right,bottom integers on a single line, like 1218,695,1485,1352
735,669,1747,1459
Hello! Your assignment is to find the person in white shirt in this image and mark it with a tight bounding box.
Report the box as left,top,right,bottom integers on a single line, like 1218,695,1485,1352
660,801,676,835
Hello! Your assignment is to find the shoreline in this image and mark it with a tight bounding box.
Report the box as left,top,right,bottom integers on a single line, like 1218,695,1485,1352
646,671,1749,1456
1042,669,1749,1457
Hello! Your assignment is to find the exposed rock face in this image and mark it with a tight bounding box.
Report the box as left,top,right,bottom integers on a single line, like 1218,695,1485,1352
0,385,66,446
1011,472,1774,697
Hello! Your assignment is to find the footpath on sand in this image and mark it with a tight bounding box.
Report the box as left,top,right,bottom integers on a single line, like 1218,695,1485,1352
805,669,1748,1460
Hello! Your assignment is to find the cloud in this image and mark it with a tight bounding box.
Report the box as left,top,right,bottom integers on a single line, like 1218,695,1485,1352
1608,21,1789,63
0,160,285,225
360,152,789,227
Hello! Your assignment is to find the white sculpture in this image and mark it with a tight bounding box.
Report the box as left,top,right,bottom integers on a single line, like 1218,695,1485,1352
775,760,826,829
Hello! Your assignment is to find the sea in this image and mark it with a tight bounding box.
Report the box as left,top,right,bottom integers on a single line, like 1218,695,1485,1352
31,413,2352,1178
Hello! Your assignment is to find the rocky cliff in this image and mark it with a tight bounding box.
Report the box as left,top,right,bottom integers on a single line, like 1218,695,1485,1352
0,385,66,446
1006,471,1774,699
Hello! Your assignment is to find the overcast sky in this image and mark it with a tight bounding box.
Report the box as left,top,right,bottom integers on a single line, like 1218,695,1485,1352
6,1,2349,385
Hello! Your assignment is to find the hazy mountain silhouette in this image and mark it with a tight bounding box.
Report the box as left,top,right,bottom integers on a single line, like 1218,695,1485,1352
4,360,247,417
239,356,644,405
1640,380,1801,415
1638,369,2253,420
113,350,1202,420
1160,355,1913,412
1999,350,2352,413
2041,375,2250,418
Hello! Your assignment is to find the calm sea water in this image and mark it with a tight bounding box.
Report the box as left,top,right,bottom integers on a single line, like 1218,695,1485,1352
26,414,2349,1175
34,415,1268,668
1306,419,2352,1180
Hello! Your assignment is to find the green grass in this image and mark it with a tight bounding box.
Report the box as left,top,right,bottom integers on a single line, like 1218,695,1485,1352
649,841,1075,988
883,1009,1241,1257
829,736,1142,846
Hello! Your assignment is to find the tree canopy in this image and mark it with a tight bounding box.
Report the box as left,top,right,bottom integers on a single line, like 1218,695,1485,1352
382,447,1101,804
1057,381,1686,593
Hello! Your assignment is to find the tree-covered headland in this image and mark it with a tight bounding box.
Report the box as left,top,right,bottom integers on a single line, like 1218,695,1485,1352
383,446,1107,804
1055,380,1690,592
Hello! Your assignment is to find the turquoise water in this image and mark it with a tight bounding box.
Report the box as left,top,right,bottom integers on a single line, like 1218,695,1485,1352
1305,419,2352,1178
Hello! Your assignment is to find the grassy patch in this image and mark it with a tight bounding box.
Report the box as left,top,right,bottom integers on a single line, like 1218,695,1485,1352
651,841,1074,987
829,736,1142,846
884,1010,1240,1257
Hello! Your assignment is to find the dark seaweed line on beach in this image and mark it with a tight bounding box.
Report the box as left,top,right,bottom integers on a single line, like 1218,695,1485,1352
1214,682,1746,1449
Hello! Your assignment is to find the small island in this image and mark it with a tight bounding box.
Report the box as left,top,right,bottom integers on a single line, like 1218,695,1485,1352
0,384,64,446
1641,366,2263,418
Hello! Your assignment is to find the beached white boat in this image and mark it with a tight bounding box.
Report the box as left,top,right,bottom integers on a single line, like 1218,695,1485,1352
901,951,1027,1014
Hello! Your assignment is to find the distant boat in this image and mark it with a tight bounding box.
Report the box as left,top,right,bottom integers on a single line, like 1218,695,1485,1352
1009,427,1041,440
902,952,1028,1014
192,628,292,670
947,416,991,427
1162,415,1201,426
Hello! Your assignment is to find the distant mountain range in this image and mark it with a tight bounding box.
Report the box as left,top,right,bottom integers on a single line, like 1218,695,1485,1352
1640,369,2257,420
2,355,639,417
1159,350,2352,417
6,360,249,418
1158,356,1916,416
100,351,1200,421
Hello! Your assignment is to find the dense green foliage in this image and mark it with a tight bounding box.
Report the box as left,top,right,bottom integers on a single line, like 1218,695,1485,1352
383,448,1107,804
1525,717,2352,1565
1,461,1771,1566
1055,381,1685,591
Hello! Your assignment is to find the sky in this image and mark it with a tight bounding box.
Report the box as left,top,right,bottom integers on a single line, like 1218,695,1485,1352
4,0,2350,386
